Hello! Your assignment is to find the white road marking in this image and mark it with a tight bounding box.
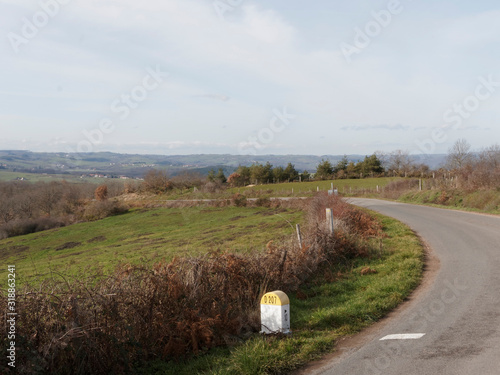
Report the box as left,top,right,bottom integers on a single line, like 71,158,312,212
380,333,426,341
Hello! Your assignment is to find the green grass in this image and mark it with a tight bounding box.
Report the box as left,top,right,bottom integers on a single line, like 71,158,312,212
0,206,303,282
398,189,500,214
154,177,401,201
230,177,400,196
135,212,424,375
0,170,114,184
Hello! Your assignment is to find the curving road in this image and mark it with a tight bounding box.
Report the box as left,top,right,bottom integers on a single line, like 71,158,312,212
302,198,500,375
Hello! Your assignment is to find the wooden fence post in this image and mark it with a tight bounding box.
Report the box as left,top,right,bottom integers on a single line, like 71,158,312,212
296,224,302,248
326,208,334,235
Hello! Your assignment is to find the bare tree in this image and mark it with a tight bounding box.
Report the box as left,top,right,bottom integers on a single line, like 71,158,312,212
142,169,171,193
446,139,473,170
15,193,37,219
374,150,389,171
0,198,15,223
479,144,500,169
36,182,63,216
388,150,413,177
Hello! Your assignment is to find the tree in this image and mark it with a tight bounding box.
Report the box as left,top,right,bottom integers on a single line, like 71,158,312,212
216,168,227,184
227,172,244,187
301,170,310,181
479,144,500,169
447,139,473,170
36,182,63,215
235,166,251,186
283,163,299,181
358,154,384,175
0,198,15,223
335,155,349,173
207,169,216,182
15,193,37,219
346,161,357,177
388,150,413,177
273,166,285,182
315,159,333,180
250,162,273,184
143,170,171,194
374,150,389,170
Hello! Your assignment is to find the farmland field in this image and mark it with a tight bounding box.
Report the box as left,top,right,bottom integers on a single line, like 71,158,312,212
0,170,114,184
229,177,401,196
0,206,303,281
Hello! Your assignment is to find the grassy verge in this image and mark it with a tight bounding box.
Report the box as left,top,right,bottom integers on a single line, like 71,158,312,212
0,206,303,282
397,189,500,214
136,212,424,375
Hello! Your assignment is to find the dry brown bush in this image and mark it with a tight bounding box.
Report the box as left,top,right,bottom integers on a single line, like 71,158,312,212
253,197,271,207
81,200,129,221
231,193,247,207
0,217,67,239
124,182,138,194
142,170,172,194
201,181,224,194
95,185,108,201
380,179,419,199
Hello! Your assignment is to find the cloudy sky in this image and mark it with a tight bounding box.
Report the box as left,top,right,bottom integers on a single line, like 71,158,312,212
1,0,500,156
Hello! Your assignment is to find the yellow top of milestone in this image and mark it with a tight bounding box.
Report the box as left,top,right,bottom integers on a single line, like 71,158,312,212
260,290,290,306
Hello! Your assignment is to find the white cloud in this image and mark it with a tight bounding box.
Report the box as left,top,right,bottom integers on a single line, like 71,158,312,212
441,10,500,46
2,1,500,155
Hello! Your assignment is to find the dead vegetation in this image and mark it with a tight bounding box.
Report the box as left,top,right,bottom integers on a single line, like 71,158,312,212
0,181,128,239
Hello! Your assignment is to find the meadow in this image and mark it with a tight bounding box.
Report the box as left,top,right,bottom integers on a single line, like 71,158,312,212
0,206,303,281
154,177,403,201
0,170,114,184
233,177,400,196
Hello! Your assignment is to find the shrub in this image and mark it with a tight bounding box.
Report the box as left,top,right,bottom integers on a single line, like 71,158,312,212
254,197,271,207
231,193,247,207
227,172,243,187
95,185,108,201
202,181,224,194
124,182,138,194
82,200,129,221
142,170,172,194
0,217,67,239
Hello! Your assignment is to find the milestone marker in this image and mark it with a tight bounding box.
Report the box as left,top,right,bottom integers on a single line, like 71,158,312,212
260,291,291,334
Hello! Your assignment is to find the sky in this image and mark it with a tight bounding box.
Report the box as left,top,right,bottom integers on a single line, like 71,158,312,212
1,0,500,156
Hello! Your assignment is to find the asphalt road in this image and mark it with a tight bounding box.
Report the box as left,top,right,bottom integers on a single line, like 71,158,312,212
303,198,500,375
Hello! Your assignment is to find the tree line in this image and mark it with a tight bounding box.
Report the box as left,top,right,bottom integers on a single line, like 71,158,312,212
445,139,500,190
205,151,432,186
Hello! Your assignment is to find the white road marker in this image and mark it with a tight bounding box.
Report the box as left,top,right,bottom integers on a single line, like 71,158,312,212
380,333,426,341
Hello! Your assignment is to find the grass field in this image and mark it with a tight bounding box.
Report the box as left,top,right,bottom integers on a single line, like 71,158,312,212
228,177,400,197
0,170,115,184
0,206,303,281
137,212,424,374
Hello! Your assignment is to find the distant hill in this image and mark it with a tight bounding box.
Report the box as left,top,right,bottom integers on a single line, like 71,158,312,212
0,150,447,179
